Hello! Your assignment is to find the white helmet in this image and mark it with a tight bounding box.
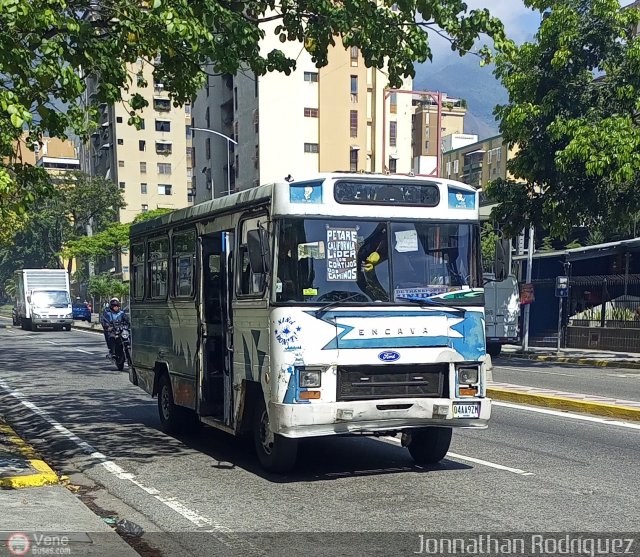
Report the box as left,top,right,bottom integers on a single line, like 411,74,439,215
109,297,120,306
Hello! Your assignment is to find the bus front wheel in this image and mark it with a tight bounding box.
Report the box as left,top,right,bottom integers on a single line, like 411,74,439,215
253,398,298,473
405,427,452,465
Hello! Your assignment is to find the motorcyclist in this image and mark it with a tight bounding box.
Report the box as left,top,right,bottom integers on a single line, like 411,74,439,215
101,297,129,358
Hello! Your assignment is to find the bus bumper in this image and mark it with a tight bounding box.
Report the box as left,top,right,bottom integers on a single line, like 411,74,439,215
270,397,491,438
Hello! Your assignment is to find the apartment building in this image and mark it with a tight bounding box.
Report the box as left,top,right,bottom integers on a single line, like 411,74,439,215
411,95,468,175
13,135,80,173
82,60,193,278
191,29,413,203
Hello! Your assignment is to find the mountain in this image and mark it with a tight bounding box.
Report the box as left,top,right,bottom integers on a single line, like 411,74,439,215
413,56,508,139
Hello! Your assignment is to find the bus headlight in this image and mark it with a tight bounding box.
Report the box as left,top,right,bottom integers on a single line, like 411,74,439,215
298,368,322,388
457,366,479,385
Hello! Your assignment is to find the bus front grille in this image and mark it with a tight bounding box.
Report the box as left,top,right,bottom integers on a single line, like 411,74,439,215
336,364,447,401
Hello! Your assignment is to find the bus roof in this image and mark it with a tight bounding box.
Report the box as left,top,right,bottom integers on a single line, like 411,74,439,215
130,174,478,238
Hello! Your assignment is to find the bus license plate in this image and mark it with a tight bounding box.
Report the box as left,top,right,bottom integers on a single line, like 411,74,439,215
452,402,480,418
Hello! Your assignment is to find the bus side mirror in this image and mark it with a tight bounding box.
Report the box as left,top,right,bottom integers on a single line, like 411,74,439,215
494,238,511,281
247,229,270,275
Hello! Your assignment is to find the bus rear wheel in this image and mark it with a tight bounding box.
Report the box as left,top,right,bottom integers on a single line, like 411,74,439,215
405,427,452,465
486,342,502,357
157,374,199,434
253,397,298,473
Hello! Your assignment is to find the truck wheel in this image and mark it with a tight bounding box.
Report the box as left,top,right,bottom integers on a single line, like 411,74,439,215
405,427,452,465
30,320,38,332
486,343,502,357
157,374,199,434
64,325,71,331
253,397,298,473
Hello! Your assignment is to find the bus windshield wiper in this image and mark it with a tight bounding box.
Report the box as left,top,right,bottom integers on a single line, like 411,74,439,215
315,293,364,319
396,296,466,314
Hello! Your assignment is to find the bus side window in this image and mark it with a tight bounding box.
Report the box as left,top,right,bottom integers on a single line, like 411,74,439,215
238,215,268,297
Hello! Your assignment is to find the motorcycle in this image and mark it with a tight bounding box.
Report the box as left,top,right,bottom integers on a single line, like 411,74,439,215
109,323,132,371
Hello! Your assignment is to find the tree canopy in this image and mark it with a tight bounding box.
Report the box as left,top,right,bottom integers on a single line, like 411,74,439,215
1,0,512,213
487,0,640,238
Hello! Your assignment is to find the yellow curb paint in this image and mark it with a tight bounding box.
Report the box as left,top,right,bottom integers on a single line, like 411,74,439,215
501,353,640,370
0,422,58,489
488,387,640,423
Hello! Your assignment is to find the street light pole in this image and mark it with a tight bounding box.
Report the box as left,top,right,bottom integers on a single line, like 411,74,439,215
522,224,535,352
191,127,238,198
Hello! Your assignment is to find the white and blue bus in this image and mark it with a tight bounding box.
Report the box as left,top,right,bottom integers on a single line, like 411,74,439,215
129,173,490,472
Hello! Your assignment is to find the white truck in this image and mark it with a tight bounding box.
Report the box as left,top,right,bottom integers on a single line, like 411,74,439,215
14,269,73,331
484,274,520,357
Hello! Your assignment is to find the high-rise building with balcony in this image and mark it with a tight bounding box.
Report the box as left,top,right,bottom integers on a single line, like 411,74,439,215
191,30,413,203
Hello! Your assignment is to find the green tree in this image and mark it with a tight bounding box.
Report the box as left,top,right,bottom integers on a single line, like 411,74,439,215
480,222,500,272
1,0,512,215
486,0,640,238
539,236,554,252
61,208,172,265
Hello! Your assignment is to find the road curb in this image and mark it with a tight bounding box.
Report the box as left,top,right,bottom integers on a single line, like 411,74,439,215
488,387,640,422
500,352,640,370
0,421,59,489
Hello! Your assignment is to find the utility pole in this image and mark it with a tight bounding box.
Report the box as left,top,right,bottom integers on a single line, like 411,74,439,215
521,224,535,352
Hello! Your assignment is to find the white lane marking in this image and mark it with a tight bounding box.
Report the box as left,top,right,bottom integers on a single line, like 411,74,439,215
606,373,640,378
495,366,576,377
43,340,56,345
71,327,104,336
74,348,93,354
0,379,265,556
381,437,534,476
493,401,640,430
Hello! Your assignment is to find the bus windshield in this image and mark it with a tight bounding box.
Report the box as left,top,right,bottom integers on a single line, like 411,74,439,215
274,218,482,305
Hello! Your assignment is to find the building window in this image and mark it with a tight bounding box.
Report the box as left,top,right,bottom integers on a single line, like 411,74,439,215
488,149,493,164
157,162,172,175
205,107,210,128
350,75,358,102
117,138,124,145
158,184,172,195
116,116,123,123
350,46,359,66
304,143,319,153
234,86,238,110
139,140,146,152
140,161,147,173
446,161,451,176
304,71,318,83
389,121,397,147
388,157,397,174
141,204,149,212
304,107,319,118
350,149,358,172
155,141,172,155
119,181,125,190
118,160,124,167
153,98,171,111
187,188,195,203
453,159,459,173
205,137,211,160
139,119,145,130
497,148,502,161
185,125,191,140
235,153,239,179
390,92,397,114
141,183,147,194
155,120,171,132
184,103,191,115
254,77,259,97
350,110,358,138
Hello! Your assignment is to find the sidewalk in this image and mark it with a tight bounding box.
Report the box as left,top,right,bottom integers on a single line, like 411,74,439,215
500,344,640,369
0,418,138,556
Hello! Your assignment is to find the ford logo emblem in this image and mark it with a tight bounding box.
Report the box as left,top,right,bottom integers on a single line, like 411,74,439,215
378,350,400,362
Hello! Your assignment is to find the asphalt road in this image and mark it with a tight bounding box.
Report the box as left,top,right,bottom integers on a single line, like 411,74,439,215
493,357,640,401
1,321,639,556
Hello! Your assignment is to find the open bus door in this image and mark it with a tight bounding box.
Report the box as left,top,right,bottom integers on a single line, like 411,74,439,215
198,229,235,426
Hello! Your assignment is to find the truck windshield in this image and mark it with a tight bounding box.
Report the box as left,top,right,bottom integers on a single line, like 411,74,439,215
274,218,482,305
32,291,71,306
